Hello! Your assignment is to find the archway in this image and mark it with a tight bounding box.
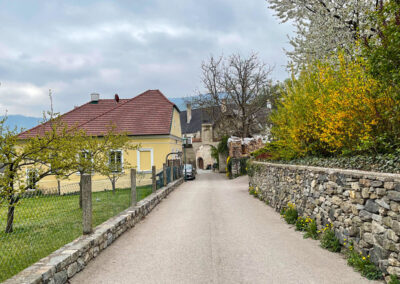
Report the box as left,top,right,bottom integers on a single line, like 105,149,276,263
197,157,204,169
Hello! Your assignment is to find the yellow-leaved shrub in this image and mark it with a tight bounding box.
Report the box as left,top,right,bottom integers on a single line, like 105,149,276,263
271,52,396,158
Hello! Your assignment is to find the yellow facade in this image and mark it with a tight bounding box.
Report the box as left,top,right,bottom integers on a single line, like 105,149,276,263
34,108,182,192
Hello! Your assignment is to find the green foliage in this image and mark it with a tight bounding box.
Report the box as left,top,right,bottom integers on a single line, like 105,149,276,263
217,135,229,156
389,274,400,284
211,145,219,167
250,141,285,160
295,216,307,231
320,224,341,252
303,218,318,240
269,153,400,174
364,1,400,91
281,202,298,225
347,248,383,280
248,185,259,198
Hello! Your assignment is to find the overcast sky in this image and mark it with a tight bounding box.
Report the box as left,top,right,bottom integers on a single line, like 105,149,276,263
0,1,293,117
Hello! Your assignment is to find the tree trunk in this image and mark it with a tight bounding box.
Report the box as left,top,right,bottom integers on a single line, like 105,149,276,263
112,177,116,194
5,203,15,233
79,178,83,209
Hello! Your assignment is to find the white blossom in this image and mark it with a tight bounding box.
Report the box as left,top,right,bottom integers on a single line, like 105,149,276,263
267,0,382,68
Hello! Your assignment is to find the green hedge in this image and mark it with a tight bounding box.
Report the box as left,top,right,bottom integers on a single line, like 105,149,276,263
267,154,400,174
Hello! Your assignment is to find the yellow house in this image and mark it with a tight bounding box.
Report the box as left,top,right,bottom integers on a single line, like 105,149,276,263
18,90,182,191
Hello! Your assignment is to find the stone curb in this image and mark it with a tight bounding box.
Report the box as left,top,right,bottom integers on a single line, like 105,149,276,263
4,178,184,284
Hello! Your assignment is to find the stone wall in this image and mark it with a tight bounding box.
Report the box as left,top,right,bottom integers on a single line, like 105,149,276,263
5,178,184,284
249,161,400,277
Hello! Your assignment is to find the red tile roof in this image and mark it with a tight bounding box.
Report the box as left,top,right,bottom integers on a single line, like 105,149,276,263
18,90,179,138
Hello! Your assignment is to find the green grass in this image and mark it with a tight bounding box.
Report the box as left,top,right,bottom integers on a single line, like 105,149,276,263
0,185,152,282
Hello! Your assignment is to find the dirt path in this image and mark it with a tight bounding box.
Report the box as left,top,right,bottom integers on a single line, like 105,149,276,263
71,171,379,284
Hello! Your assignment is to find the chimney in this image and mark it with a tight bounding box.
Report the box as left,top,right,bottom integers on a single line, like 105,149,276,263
90,93,100,104
186,103,192,123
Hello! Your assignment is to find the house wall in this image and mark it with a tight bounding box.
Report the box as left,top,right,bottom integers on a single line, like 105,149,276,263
170,108,182,138
31,135,182,192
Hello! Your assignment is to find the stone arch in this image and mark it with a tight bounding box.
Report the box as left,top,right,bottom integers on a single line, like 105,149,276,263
195,144,216,170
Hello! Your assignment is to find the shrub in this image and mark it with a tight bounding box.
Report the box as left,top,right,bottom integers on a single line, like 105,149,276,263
281,202,298,224
267,153,400,174
303,218,318,240
320,224,341,252
249,186,259,198
295,216,307,231
389,275,400,284
271,51,398,158
347,246,383,280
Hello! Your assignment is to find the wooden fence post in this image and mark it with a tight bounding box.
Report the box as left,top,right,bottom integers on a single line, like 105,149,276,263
152,166,156,193
163,163,167,187
131,169,137,206
82,174,92,235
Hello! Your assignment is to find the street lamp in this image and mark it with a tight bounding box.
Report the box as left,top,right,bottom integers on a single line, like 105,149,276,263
183,137,189,181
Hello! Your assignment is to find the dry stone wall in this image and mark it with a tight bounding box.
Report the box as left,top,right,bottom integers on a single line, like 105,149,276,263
249,161,400,277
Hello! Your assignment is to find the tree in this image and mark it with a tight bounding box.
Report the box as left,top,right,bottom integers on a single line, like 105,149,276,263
0,116,80,233
96,131,138,194
191,53,274,138
363,0,400,91
267,0,384,68
64,126,138,206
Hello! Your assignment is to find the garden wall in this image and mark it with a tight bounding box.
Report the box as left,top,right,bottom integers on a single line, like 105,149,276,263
4,178,183,284
249,161,400,277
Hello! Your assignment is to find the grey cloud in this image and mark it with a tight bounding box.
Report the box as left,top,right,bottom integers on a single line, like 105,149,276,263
0,0,293,116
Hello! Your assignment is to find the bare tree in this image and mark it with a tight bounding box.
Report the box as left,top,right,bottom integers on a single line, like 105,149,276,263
191,53,274,138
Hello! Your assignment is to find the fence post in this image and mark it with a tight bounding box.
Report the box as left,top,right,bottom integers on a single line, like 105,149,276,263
131,169,137,206
170,164,174,182
82,174,92,235
152,166,156,193
57,180,61,195
163,163,167,186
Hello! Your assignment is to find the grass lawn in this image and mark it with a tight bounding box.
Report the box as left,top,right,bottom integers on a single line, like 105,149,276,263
0,185,153,282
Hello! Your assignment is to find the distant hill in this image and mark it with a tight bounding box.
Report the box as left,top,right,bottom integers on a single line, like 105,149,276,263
168,97,187,111
1,115,41,132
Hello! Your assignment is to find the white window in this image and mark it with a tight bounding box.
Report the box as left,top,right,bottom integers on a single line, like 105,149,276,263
26,169,39,190
109,150,123,173
137,148,154,173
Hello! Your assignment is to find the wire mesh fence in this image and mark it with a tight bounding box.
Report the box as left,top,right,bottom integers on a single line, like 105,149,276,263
0,167,180,282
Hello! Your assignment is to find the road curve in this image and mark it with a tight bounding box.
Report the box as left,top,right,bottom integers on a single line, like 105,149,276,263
71,171,379,284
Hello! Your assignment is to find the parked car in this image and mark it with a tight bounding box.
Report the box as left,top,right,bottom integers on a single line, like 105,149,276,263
183,164,195,180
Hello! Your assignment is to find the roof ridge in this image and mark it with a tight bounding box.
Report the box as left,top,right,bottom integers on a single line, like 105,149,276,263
73,93,141,131
73,89,167,131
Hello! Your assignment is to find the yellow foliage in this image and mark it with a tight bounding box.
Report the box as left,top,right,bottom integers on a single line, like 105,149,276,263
271,51,395,157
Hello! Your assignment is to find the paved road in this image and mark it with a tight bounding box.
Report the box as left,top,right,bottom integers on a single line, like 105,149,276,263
72,171,379,284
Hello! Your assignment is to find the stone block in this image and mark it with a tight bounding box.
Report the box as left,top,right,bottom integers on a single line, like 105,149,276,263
371,180,384,187
388,191,400,201
53,271,67,284
372,221,385,234
67,262,78,278
359,210,372,221
365,200,379,213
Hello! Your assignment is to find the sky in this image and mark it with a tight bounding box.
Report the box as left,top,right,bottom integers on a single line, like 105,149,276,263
0,0,294,117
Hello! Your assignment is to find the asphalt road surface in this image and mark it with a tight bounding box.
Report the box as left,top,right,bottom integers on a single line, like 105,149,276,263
71,171,379,284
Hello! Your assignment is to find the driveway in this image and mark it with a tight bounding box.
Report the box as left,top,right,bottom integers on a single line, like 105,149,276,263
71,172,379,284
